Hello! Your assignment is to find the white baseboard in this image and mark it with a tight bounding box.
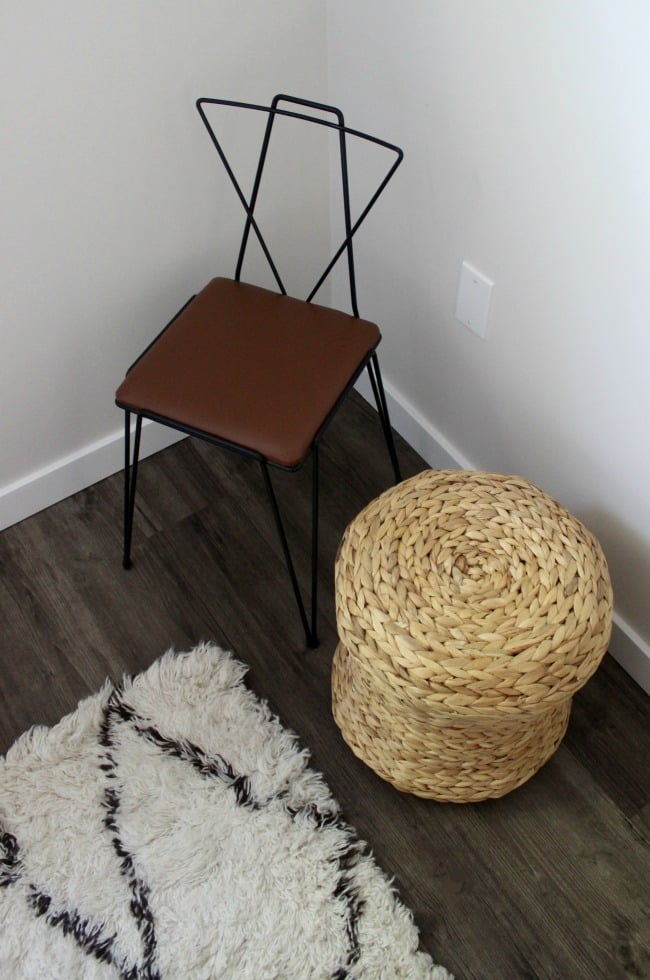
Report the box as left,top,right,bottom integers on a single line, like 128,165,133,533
608,616,650,696
358,374,650,696
0,421,185,532
355,372,474,471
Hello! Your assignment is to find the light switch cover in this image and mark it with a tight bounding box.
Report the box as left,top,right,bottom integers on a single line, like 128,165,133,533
455,261,493,338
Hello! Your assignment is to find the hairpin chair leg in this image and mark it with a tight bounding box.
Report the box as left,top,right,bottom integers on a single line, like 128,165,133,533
122,411,142,570
260,458,319,649
367,353,401,484
309,443,319,647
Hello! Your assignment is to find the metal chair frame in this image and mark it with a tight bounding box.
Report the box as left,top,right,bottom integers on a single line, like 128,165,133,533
120,94,403,647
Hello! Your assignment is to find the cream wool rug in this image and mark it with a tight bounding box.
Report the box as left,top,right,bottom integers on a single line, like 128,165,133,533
0,644,451,979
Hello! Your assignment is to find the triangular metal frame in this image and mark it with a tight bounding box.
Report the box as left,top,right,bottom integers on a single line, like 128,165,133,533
195,94,404,315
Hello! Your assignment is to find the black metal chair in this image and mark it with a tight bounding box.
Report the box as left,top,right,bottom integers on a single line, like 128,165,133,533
115,94,403,647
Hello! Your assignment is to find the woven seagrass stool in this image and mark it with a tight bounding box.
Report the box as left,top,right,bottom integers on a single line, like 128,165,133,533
332,469,613,802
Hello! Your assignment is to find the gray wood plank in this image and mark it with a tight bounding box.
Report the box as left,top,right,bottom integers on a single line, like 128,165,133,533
0,392,648,978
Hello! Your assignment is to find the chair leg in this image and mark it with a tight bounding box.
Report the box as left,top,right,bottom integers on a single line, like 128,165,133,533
260,457,319,649
310,444,319,648
367,353,401,483
123,412,142,570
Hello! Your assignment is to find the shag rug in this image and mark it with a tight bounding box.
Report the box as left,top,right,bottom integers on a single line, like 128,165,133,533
0,644,451,979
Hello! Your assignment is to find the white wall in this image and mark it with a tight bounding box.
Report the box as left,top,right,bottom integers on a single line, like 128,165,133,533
327,0,650,689
1,0,327,524
2,0,648,690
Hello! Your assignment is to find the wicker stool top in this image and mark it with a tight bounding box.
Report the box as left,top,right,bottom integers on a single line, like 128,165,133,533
335,470,613,717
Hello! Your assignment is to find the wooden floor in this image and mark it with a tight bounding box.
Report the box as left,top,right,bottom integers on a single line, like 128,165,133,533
1,392,648,979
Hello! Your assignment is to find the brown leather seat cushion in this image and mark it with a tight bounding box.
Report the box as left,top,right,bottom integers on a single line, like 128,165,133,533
115,277,381,468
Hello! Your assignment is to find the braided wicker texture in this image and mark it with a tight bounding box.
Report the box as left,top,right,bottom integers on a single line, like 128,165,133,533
332,469,613,802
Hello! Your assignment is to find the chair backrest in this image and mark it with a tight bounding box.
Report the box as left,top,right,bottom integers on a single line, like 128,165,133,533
195,94,403,317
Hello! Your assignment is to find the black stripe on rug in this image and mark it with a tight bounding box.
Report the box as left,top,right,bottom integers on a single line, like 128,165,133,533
99,687,161,980
108,687,259,809
1,820,142,979
105,682,368,979
330,840,367,978
0,826,20,887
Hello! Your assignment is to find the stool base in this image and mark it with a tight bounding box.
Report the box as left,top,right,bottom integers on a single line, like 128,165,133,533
332,642,571,803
